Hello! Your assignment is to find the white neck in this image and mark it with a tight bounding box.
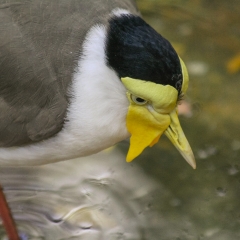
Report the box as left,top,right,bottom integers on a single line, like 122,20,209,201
0,25,129,166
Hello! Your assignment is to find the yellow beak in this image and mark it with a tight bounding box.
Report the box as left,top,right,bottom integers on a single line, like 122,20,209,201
164,110,196,169
126,105,196,169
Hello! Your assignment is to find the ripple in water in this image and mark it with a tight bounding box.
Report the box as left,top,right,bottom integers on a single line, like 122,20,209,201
0,149,162,240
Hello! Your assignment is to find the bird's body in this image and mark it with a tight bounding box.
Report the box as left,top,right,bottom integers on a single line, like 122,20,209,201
0,0,195,168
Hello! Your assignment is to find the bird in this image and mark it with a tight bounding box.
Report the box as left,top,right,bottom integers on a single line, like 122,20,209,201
0,0,196,238
0,0,196,168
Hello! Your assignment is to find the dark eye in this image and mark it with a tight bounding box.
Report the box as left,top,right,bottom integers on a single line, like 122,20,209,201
131,95,148,105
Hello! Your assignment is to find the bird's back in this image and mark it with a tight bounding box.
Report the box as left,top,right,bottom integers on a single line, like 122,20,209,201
0,0,138,147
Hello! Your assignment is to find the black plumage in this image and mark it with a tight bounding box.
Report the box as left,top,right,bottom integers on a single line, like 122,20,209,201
106,15,182,93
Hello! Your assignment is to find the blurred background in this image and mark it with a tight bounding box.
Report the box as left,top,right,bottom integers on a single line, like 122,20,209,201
1,0,240,239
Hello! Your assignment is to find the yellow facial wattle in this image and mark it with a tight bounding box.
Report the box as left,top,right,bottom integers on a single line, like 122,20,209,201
122,79,177,161
121,63,196,169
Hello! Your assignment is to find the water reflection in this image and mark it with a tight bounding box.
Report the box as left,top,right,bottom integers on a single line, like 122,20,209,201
0,149,165,239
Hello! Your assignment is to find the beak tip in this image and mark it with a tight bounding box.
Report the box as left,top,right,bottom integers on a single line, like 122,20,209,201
186,156,196,169
192,163,197,169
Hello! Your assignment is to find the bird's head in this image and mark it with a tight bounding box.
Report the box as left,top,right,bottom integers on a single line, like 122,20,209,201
105,13,195,169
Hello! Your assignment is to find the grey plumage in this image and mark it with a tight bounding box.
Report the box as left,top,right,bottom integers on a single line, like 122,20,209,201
0,0,139,147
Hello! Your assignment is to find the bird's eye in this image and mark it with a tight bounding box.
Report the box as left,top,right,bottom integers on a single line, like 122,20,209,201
131,95,147,105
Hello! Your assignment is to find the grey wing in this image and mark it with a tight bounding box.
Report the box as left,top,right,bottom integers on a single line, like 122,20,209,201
0,0,139,147
0,1,70,147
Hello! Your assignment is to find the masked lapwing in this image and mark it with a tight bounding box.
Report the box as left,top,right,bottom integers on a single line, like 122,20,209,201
0,0,196,238
0,0,195,168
